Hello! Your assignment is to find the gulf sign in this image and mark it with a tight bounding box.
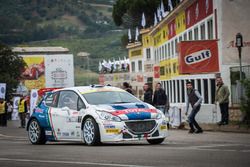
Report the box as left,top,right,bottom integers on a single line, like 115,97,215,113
179,40,219,74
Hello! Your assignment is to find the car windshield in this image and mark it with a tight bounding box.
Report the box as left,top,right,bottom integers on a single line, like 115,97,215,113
82,91,141,105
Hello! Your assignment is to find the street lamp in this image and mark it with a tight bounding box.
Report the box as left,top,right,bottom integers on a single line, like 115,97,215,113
235,33,243,99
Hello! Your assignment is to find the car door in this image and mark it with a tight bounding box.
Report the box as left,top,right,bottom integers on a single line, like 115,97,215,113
51,90,84,140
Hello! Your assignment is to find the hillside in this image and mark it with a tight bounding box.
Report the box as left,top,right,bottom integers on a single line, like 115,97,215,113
0,0,128,85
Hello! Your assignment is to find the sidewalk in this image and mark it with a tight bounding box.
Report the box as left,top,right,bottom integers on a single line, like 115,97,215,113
176,122,250,133
0,120,27,138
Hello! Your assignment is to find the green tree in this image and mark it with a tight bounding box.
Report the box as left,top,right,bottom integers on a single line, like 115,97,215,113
0,43,26,99
241,79,250,125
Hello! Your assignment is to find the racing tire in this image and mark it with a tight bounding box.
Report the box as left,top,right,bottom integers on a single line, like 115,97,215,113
82,117,101,146
147,138,165,145
28,119,46,145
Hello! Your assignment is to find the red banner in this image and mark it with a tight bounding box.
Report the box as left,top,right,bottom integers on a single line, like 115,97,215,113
168,19,176,40
186,0,213,29
178,40,219,74
154,66,160,78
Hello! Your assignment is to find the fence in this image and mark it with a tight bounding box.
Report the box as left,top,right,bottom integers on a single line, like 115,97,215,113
230,65,250,105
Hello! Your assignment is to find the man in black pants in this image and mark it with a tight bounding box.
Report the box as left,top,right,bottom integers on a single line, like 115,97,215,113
185,81,203,134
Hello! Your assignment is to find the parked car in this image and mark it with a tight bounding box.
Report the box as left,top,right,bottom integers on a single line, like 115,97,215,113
27,85,169,145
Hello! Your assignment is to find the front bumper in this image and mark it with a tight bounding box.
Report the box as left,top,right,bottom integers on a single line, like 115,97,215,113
98,119,169,142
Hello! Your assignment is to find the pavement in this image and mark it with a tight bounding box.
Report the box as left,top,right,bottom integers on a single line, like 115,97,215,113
0,120,250,167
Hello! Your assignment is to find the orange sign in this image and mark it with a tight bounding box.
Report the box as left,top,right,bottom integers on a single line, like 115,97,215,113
178,40,219,74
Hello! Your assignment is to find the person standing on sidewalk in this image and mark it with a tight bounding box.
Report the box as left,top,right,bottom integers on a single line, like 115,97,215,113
123,82,134,95
215,77,230,126
185,81,203,134
18,97,28,128
153,83,169,114
143,83,153,105
0,98,7,127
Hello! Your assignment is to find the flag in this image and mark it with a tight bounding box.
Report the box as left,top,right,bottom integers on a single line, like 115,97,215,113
160,0,165,17
135,27,139,41
157,7,162,21
98,61,102,72
168,0,173,11
128,29,132,42
0,83,6,99
30,89,38,116
141,12,146,28
154,13,158,26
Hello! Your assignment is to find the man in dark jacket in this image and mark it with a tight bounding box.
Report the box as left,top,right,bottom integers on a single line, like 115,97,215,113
123,82,134,95
143,83,153,105
153,83,169,114
185,81,203,134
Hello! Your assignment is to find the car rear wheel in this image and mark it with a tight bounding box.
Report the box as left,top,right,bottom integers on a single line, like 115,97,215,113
83,117,100,146
28,119,46,144
147,138,165,145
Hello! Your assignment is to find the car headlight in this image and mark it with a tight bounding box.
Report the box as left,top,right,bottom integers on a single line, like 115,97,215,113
96,110,121,122
156,112,162,119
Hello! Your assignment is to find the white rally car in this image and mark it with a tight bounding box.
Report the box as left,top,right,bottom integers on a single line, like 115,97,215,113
27,85,169,145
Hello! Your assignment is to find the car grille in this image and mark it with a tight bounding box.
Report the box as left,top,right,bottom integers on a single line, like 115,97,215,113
125,120,156,134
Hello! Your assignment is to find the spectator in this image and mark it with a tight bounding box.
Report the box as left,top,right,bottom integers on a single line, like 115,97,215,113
0,98,7,127
18,96,28,128
185,81,203,134
153,83,169,114
7,101,13,120
143,83,153,105
123,82,133,95
215,77,230,126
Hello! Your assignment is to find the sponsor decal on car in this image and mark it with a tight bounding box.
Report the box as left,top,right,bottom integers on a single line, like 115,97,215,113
104,124,116,129
106,128,120,134
160,125,167,130
45,130,52,135
62,132,70,137
112,108,157,116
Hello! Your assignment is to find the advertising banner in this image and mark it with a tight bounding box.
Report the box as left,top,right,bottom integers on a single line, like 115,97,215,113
30,89,38,116
45,54,74,88
154,66,160,78
0,83,6,99
22,56,45,90
178,40,219,74
12,96,20,120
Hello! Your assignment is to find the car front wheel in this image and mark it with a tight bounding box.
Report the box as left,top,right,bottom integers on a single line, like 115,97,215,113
28,119,46,144
147,138,165,145
83,117,100,146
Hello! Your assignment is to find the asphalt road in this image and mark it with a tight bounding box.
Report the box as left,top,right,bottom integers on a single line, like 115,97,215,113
0,121,250,167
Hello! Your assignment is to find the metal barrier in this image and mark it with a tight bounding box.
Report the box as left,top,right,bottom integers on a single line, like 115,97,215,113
230,65,250,105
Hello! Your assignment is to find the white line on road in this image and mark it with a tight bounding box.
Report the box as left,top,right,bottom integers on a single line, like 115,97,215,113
0,158,153,167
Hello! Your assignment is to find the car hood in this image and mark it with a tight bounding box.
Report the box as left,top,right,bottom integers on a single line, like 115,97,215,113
94,103,160,120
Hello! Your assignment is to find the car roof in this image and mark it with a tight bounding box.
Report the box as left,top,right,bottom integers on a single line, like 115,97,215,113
55,85,126,94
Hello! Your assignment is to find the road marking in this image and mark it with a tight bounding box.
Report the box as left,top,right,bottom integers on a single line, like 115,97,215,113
0,158,153,167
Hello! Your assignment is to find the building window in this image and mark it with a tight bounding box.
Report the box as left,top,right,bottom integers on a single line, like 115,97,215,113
203,79,209,103
197,79,201,94
171,41,174,57
138,60,142,72
177,80,180,103
160,66,165,76
183,33,187,41
207,19,213,39
175,38,178,54
165,44,167,60
146,48,151,60
162,45,164,60
168,43,170,59
173,80,176,103
194,27,199,40
181,80,185,102
210,79,216,104
169,81,172,103
188,30,193,40
131,62,135,72
200,23,206,40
